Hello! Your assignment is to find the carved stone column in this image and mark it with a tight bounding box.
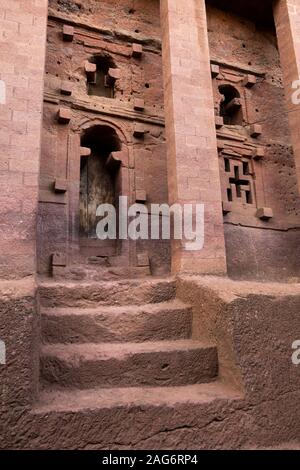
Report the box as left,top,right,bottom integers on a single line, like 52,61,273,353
160,0,227,274
0,0,48,407
274,0,300,191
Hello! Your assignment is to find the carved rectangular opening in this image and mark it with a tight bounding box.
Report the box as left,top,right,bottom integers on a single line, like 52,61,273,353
221,156,256,208
79,125,121,257
227,187,233,202
88,55,116,98
224,157,230,172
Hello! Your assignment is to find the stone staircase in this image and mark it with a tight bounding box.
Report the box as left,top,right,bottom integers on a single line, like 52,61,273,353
31,277,242,449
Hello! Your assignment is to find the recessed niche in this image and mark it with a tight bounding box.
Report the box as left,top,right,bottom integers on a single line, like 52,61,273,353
87,55,117,99
218,84,243,125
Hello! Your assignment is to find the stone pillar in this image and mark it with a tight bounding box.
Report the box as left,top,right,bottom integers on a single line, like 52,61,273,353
0,0,47,279
160,0,227,274
0,0,48,410
274,0,300,191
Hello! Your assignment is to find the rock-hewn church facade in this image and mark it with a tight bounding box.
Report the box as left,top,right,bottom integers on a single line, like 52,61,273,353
1,0,300,449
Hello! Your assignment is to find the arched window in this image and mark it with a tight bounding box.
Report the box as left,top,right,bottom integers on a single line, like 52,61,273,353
218,84,243,125
88,55,116,98
80,125,121,239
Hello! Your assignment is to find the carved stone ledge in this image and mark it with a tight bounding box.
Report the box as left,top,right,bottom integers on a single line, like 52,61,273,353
62,24,74,42
54,179,68,193
249,124,262,138
243,74,257,88
215,116,224,129
136,190,147,203
44,91,165,127
134,98,145,111
133,123,145,138
211,64,220,78
80,146,91,157
85,61,97,83
48,12,162,53
256,207,273,220
60,81,73,96
252,147,265,160
57,107,71,124
132,43,143,58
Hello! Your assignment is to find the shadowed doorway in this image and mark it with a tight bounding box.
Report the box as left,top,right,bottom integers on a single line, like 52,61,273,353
79,125,121,257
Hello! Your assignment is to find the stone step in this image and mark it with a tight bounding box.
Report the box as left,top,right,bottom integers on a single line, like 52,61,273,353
41,300,193,344
53,264,151,282
41,340,218,389
31,382,242,449
38,277,176,308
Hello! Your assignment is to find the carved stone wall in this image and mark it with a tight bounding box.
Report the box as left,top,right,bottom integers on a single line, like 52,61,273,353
37,0,300,281
38,0,170,278
207,3,300,280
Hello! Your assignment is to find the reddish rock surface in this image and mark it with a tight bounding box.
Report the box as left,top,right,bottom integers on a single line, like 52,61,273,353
1,0,300,451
